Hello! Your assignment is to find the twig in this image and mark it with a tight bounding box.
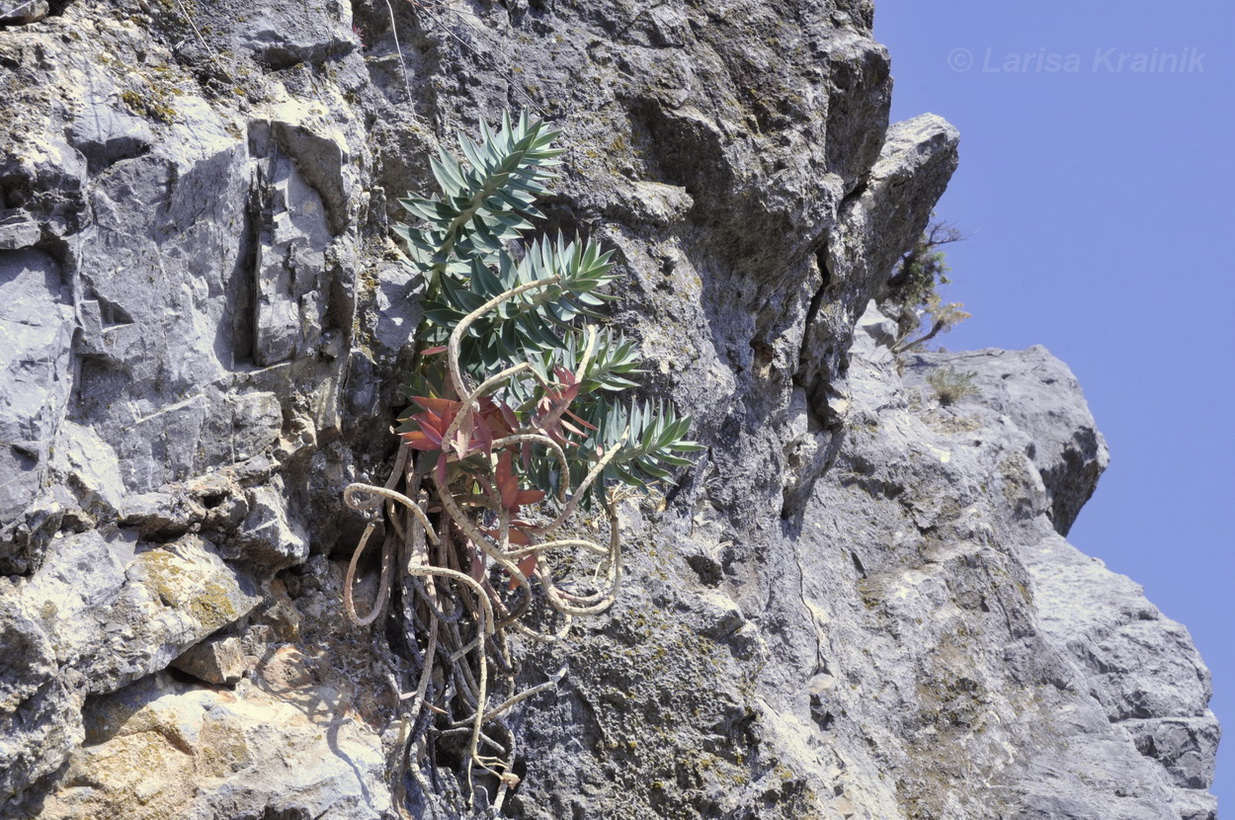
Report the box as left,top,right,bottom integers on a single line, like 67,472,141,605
384,0,414,102
446,275,561,399
0,0,38,21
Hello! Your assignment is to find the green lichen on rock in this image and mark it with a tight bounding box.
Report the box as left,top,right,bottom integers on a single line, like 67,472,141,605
130,538,259,634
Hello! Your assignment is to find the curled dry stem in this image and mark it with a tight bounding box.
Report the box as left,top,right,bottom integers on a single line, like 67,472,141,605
446,275,562,399
345,270,642,806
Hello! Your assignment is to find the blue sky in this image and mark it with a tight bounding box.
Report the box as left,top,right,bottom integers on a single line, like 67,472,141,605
874,0,1234,804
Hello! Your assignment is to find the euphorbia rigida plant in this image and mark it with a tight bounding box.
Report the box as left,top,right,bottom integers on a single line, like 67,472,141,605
342,111,701,808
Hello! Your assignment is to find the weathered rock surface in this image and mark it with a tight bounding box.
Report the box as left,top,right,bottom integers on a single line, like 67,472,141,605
37,668,390,820
0,0,1219,818
0,248,74,574
0,529,262,804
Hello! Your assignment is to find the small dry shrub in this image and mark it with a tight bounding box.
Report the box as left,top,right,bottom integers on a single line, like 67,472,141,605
926,366,978,406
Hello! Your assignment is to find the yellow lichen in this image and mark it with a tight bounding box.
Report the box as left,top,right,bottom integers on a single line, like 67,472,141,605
135,548,247,632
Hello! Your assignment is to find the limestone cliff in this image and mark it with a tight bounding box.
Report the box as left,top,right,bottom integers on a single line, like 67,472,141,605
0,0,1218,818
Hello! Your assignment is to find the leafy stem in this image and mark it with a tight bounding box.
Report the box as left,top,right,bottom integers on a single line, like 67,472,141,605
343,111,701,804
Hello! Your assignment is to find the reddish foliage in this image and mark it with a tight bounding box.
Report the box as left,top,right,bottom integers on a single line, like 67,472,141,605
401,367,598,590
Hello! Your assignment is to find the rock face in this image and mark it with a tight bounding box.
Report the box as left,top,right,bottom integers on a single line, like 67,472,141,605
0,1,1218,819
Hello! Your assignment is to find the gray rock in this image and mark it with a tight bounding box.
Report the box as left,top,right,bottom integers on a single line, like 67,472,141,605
225,478,310,573
171,634,247,685
0,0,1218,816
0,127,87,244
249,117,355,236
25,530,262,693
800,114,961,409
0,529,263,806
1129,717,1221,789
228,0,356,70
219,390,284,463
0,577,81,802
0,209,40,249
0,0,47,26
0,248,74,573
493,305,1219,819
906,346,1110,535
67,85,155,175
251,150,332,366
370,262,422,360
49,420,126,519
32,670,391,820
